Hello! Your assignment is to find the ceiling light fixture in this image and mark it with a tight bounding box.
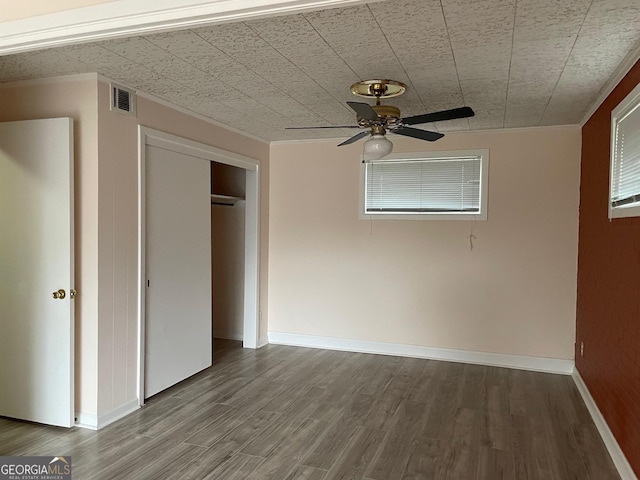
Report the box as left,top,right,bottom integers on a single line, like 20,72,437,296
363,134,393,160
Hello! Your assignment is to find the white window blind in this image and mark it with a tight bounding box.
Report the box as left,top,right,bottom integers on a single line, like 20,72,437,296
365,156,482,214
611,101,640,209
610,82,640,219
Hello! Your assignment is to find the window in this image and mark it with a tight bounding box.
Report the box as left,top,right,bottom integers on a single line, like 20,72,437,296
361,149,489,220
610,82,640,219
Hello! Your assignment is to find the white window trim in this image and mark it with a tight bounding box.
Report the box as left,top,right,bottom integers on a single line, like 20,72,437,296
609,81,640,220
359,149,489,221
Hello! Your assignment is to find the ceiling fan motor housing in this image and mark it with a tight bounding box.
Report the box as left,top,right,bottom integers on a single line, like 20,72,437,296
372,105,400,119
357,105,401,129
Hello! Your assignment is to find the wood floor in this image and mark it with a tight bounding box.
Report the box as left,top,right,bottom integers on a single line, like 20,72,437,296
0,339,620,480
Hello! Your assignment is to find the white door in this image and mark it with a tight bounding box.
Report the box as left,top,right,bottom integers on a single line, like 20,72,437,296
0,118,74,428
145,145,212,398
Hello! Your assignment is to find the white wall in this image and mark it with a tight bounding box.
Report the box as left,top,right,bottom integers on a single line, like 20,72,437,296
268,126,581,360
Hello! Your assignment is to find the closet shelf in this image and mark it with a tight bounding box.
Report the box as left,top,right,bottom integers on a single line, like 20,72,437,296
211,193,243,206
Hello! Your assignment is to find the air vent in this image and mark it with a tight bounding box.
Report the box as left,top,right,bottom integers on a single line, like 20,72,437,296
110,83,136,116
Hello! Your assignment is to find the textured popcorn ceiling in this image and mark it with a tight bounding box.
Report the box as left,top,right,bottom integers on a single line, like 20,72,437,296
1,0,639,142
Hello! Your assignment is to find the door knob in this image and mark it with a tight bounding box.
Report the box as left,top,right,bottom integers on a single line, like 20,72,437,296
52,289,66,299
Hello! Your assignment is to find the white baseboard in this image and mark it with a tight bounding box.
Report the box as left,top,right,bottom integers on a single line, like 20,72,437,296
257,336,268,348
75,399,140,430
74,412,98,430
267,332,574,375
572,370,637,480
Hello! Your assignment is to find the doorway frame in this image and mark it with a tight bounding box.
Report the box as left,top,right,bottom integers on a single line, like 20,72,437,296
137,126,260,405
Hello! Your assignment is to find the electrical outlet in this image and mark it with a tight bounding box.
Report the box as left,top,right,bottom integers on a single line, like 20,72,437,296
580,341,584,357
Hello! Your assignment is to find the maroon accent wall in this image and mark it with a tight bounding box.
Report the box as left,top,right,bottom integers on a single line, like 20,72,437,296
577,58,640,477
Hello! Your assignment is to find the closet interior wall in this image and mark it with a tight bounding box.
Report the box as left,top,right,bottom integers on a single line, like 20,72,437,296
211,162,246,342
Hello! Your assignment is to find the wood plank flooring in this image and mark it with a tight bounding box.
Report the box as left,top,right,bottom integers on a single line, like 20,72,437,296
0,339,620,479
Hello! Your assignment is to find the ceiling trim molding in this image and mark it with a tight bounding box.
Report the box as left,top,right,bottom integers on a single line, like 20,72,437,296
271,137,354,145
269,124,582,145
580,43,640,127
444,124,582,135
0,0,379,55
0,71,270,144
107,76,271,145
0,72,99,88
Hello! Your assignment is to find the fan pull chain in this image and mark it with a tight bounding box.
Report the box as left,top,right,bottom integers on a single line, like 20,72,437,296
363,140,373,236
468,217,477,251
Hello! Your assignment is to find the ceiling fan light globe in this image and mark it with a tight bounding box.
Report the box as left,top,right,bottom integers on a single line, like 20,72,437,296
363,134,393,160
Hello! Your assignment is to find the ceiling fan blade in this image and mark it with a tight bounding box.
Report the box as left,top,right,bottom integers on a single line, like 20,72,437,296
338,130,370,146
402,106,475,125
285,125,360,129
394,126,444,142
347,101,379,122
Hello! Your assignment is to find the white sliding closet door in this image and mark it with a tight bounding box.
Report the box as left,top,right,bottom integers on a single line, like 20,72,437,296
145,144,212,398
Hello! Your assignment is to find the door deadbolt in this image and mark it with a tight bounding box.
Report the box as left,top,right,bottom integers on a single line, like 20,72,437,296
52,289,66,299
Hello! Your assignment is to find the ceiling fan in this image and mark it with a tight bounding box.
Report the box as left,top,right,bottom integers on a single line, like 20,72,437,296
286,79,474,159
